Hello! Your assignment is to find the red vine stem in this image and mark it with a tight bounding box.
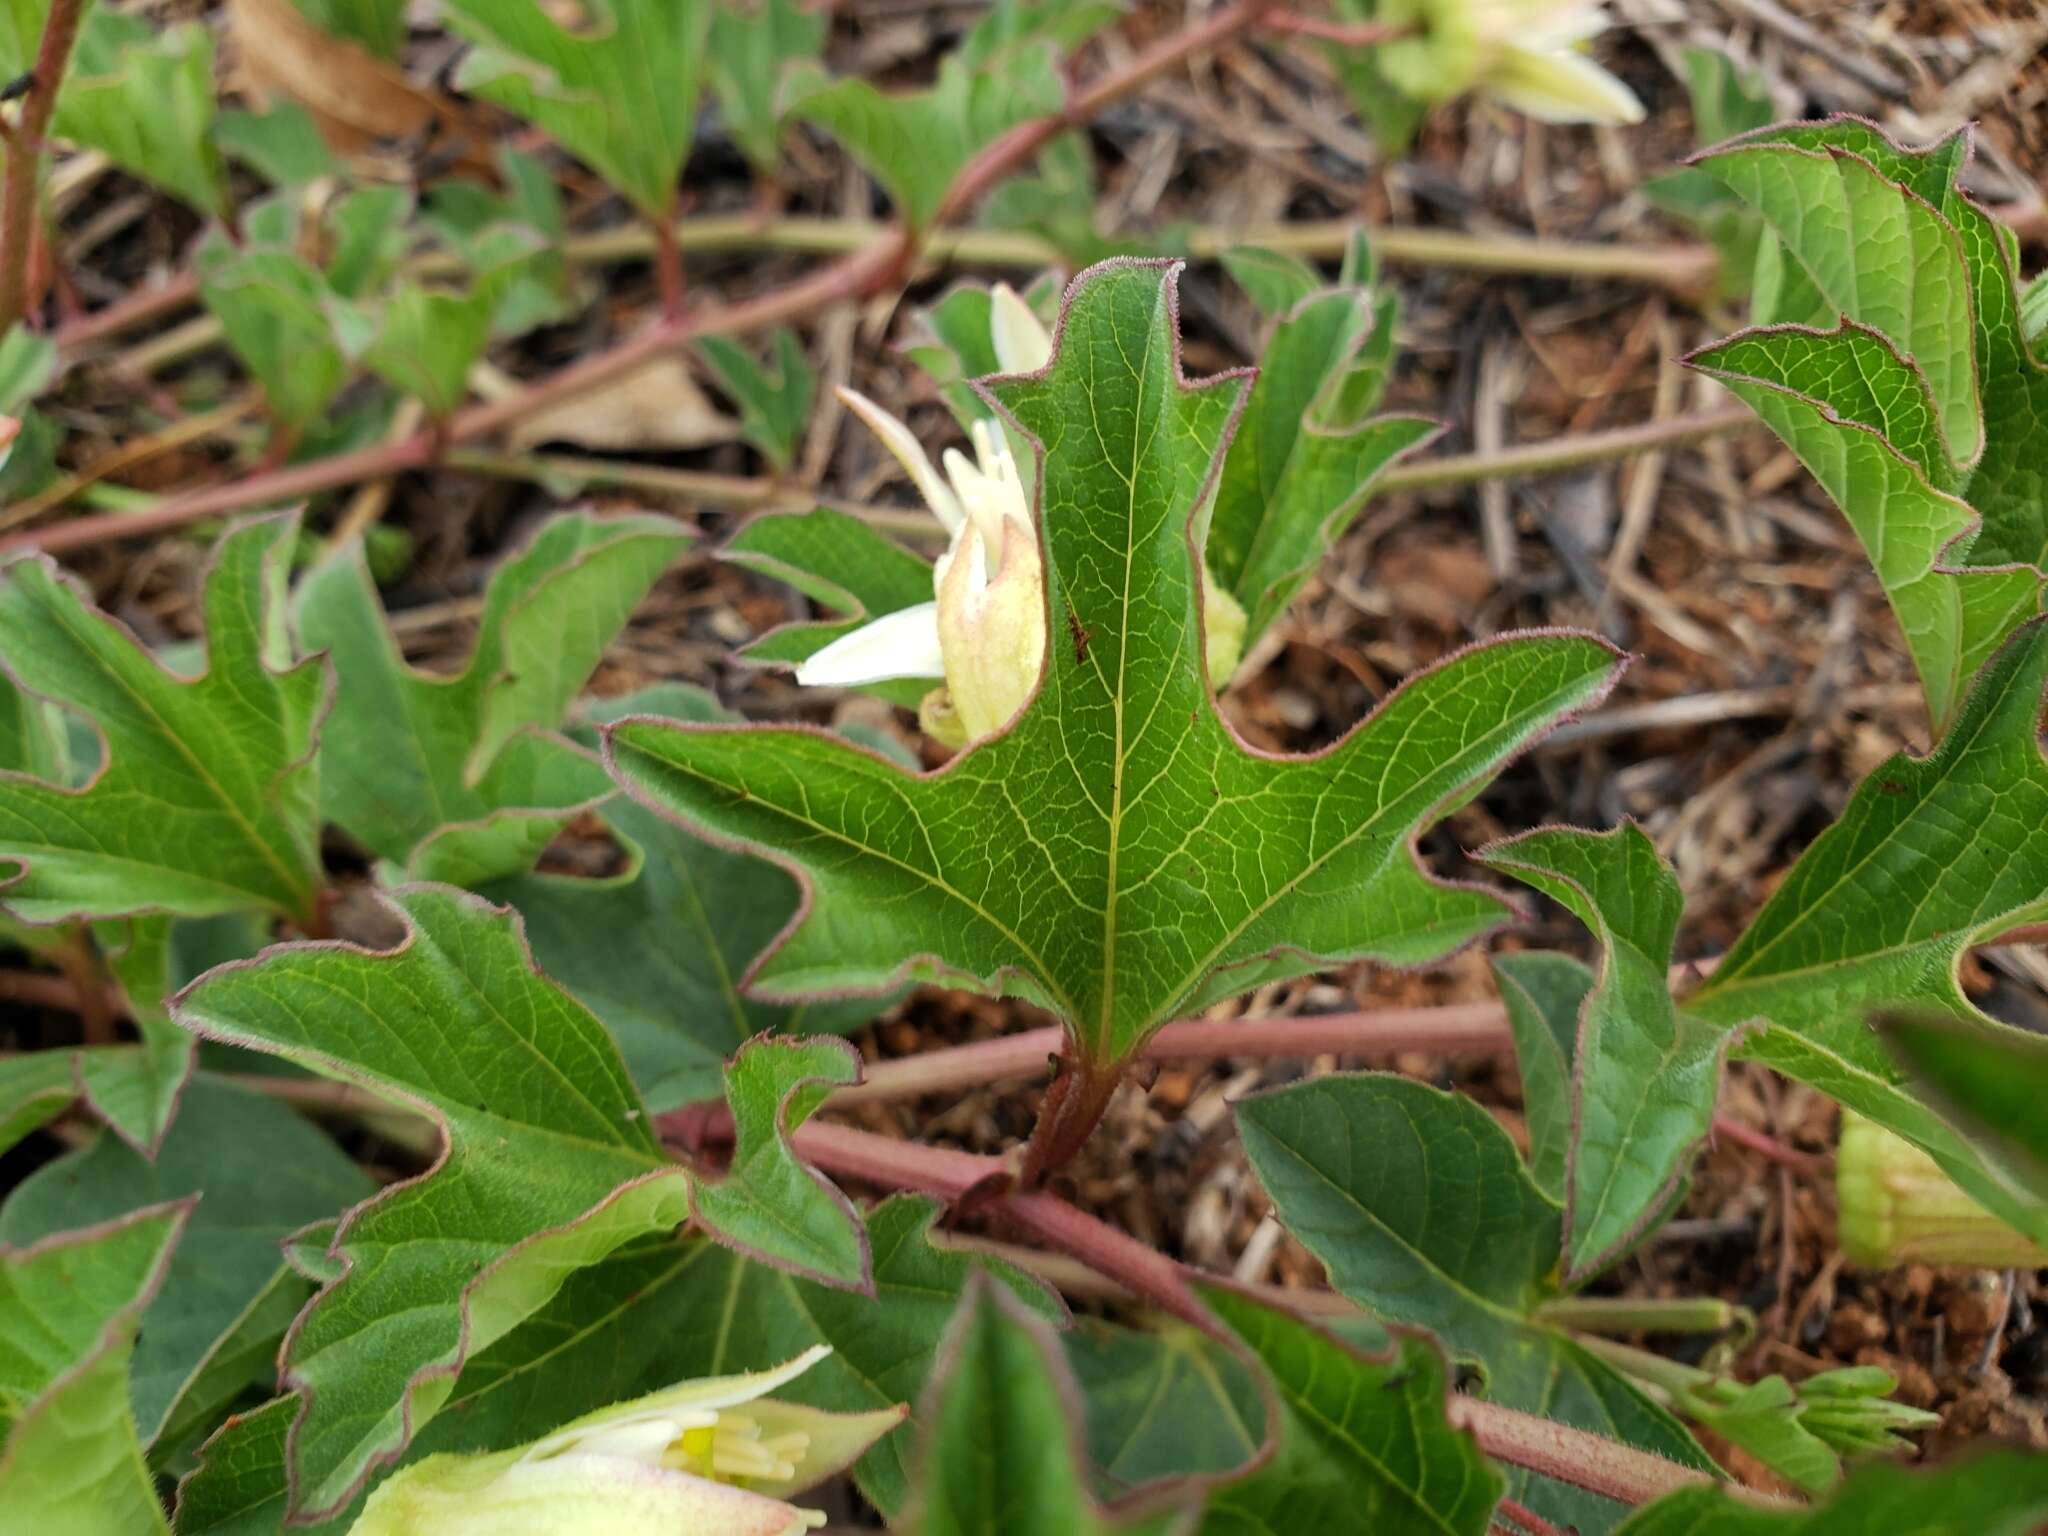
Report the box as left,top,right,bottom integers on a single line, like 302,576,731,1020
784,1118,1788,1512
1,0,1290,558
0,0,85,334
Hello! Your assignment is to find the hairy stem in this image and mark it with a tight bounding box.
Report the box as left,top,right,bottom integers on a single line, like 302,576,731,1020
0,0,85,333
788,1119,1787,1511
1533,1295,1749,1338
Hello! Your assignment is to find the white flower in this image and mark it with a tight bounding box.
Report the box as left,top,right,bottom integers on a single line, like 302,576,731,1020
348,1346,904,1536
1379,0,1645,125
796,287,1247,746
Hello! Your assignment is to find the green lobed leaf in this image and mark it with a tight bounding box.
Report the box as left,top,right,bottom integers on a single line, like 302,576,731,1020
1611,1449,2048,1536
608,261,1623,1070
1066,1318,1265,1502
216,102,339,187
1235,1071,1713,1536
1685,619,2048,1246
694,328,815,473
355,283,496,421
1491,950,1593,1204
174,1197,1064,1531
1220,246,1322,318
0,1050,79,1158
1879,1010,2048,1190
1197,1287,1503,1536
1205,277,1436,652
482,685,885,1111
1479,824,1726,1280
0,1076,371,1450
196,245,352,435
1693,120,2048,731
446,0,711,220
687,1036,866,1287
42,10,227,217
296,511,687,884
789,47,1065,232
0,1202,185,1534
720,505,938,709
169,886,692,1520
705,0,826,171
907,1277,1127,1536
0,515,325,927
906,276,1062,431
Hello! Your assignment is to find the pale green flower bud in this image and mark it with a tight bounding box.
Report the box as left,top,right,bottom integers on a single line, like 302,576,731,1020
1204,573,1247,687
348,1347,903,1536
1836,1113,2048,1269
989,282,1054,373
1378,0,1645,125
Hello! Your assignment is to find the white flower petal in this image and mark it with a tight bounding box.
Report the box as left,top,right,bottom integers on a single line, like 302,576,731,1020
794,602,947,687
989,282,1054,373
1487,44,1644,123
837,386,965,534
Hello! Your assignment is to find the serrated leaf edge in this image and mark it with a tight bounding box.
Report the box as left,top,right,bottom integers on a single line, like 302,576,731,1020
166,883,687,1521
1475,820,1754,1284
0,511,330,929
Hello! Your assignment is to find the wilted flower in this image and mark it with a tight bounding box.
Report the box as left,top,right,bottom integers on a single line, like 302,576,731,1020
1377,0,1645,125
349,1346,904,1536
796,285,1247,746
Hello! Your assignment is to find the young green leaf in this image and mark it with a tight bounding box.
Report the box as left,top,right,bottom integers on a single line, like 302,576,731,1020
1491,950,1594,1204
1691,121,2048,732
788,48,1065,232
1235,1072,1713,1536
1640,48,1776,299
1479,824,1728,1280
170,886,693,1520
0,1202,186,1534
1066,1319,1265,1500
356,282,496,421
688,1036,866,1288
609,261,1622,1072
1612,1449,2048,1536
906,276,1061,431
296,511,687,885
0,1050,80,1158
174,1195,1066,1533
482,687,886,1111
705,0,825,173
0,1076,372,1450
720,506,940,709
0,516,325,927
43,13,228,217
907,1277,1131,1536
1685,620,2048,1247
197,246,353,436
1197,1287,1504,1536
1321,0,1427,155
1204,275,1436,652
1879,1010,2048,1188
695,329,815,473
445,0,711,221
1220,246,1323,318
216,101,340,187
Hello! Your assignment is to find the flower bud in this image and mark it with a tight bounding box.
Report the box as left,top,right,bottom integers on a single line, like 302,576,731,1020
935,504,1046,744
1378,0,1644,125
1836,1113,2048,1269
348,1347,903,1536
989,283,1053,373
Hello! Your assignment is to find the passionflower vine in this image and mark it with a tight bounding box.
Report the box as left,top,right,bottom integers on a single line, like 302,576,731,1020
797,284,1247,747
1377,0,1645,125
348,1346,904,1536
